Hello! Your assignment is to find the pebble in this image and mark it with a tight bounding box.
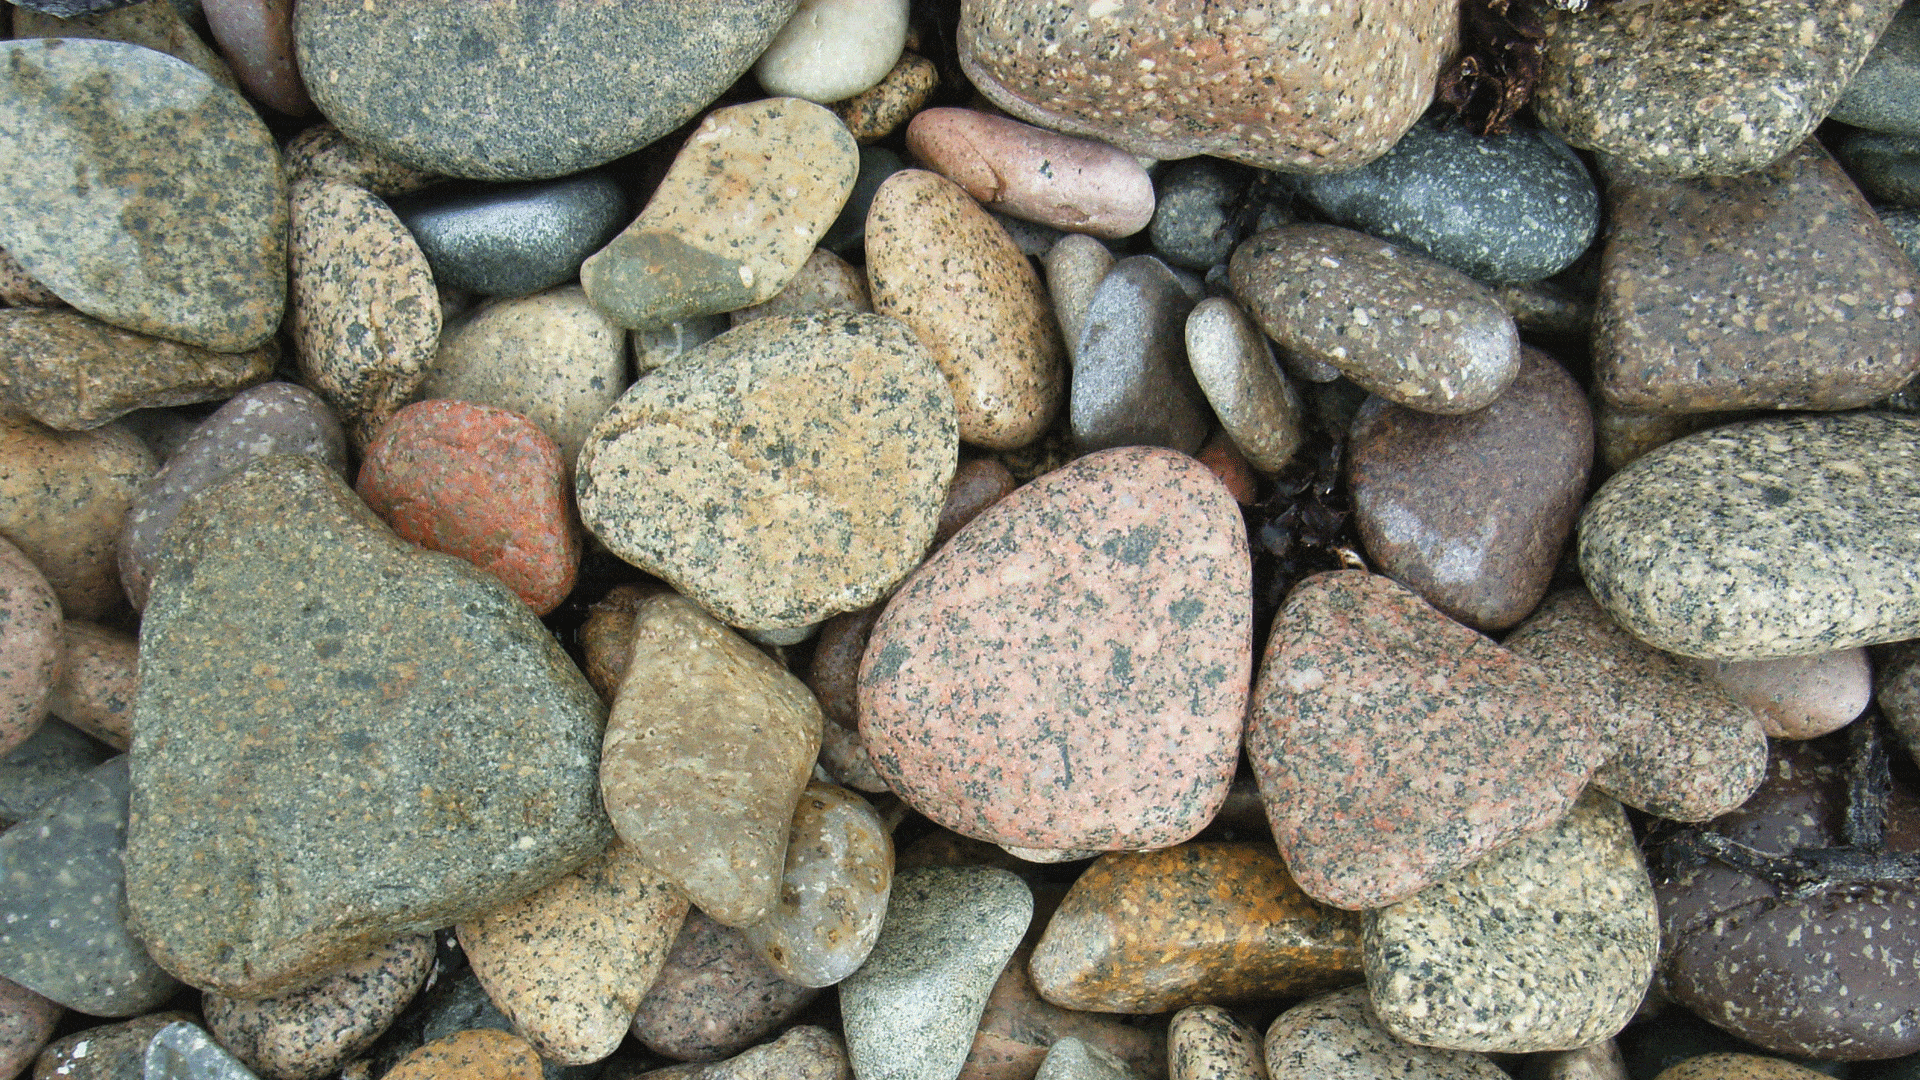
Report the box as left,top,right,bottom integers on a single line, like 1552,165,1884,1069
575,584,654,701
859,446,1249,854
1347,347,1594,632
0,537,60,759
1698,650,1870,740
1263,986,1509,1080
143,1022,264,1080
202,934,436,1080
1534,0,1898,178
1247,571,1605,910
288,178,441,446
631,315,733,377
730,248,872,326
124,454,612,998
459,838,688,1065
1035,1039,1142,1080
1045,234,1116,364
294,0,800,181
1593,141,1920,413
831,54,940,144
11,1,243,96
0,718,107,826
284,125,441,200
46,622,138,750
1578,412,1920,660
755,0,908,103
0,309,275,432
957,0,1455,173
1833,1,1920,135
202,0,311,115
34,1012,196,1080
907,109,1155,239
581,98,857,330
1834,128,1920,205
0,246,63,309
0,975,60,1080
933,457,1020,549
0,37,286,353
1229,224,1520,415
1147,160,1254,272
392,173,627,298
600,592,822,927
866,169,1067,449
963,944,1167,1080
10,0,145,14
1363,788,1660,1053
382,1029,542,1080
1068,255,1209,454
630,909,822,1063
1652,1057,1835,1080
0,756,180,1017
1168,1005,1267,1080
1293,116,1599,285
740,782,891,988
1529,1041,1630,1080
808,607,892,794
1029,843,1361,1013
355,399,581,616
839,866,1032,1080
0,415,154,622
1185,297,1305,474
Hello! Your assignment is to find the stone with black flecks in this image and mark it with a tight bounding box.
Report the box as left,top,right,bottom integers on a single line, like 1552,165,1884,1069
1263,987,1508,1080
1070,255,1208,455
1169,1005,1268,1080
631,908,822,1063
204,934,435,1080
741,782,890,988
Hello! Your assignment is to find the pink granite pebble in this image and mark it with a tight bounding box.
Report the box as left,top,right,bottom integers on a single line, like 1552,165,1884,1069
1699,650,1871,740
858,445,1251,855
202,0,312,115
0,537,61,760
0,974,60,1080
355,400,580,616
906,108,1155,240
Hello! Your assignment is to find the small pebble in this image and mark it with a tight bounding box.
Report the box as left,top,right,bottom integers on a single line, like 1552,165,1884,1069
1069,255,1209,454
630,909,822,1063
143,1022,265,1080
1168,1005,1268,1080
740,782,891,988
1034,1039,1142,1080
755,0,908,103
730,248,872,326
284,124,440,199
34,1012,196,1080
963,944,1167,1080
908,108,1155,239
201,0,311,115
1832,0,1920,136
45,621,138,751
1699,650,1871,740
392,173,627,298
0,974,60,1080
0,415,154,622
0,537,60,759
0,718,107,827
1185,297,1305,474
1263,987,1508,1080
382,1029,542,1080
831,54,939,144
1148,159,1255,272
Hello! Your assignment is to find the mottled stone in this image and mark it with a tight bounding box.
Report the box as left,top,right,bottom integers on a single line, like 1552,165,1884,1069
631,315,733,377
12,0,241,95
741,783,890,988
0,975,60,1080
840,866,1032,1080
1034,1039,1141,1080
144,1022,264,1080
730,249,871,326
1293,116,1598,285
0,415,154,621
578,311,956,630
1505,590,1768,823
1031,843,1360,1013
383,1030,541,1080
1168,1006,1266,1080
1045,235,1115,366
859,447,1250,854
284,125,440,199
1591,398,1721,479
1527,1041,1629,1080
0,718,107,826
756,0,907,102
1549,0,1897,175
831,54,939,144
866,169,1066,450
682,1025,850,1080
1230,224,1519,415
1185,297,1304,474
958,0,1456,174
962,944,1166,1080
630,909,822,1063
907,109,1155,239
0,247,63,309
125,455,612,997
601,593,822,926
582,98,855,329
0,37,285,352
460,838,687,1065
1594,141,1920,413
1248,571,1605,910
1348,348,1593,631
46,622,137,750
1069,256,1208,454
1833,1,1920,135
1578,412,1920,660
1148,159,1254,272
0,308,273,431
934,459,1020,551
1263,987,1508,1080
204,934,435,1080
1496,279,1595,339
0,538,59,760
576,584,655,702
393,174,626,298
295,0,799,181
33,1013,195,1080
203,0,311,115
1652,1056,1833,1080
1700,650,1870,740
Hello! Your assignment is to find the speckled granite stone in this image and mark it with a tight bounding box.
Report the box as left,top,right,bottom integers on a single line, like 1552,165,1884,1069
1248,571,1606,910
295,0,798,181
47,622,138,750
0,37,285,352
867,169,1066,450
12,1,243,94
392,173,626,298
0,757,179,1016
1652,1056,1833,1080
1535,0,1898,178
460,838,687,1065
730,249,872,326
1532,1041,1629,1080
839,866,1031,1080
1833,2,1920,136
1168,1005,1267,1080
0,415,153,622
906,109,1155,239
1349,348,1592,632
679,1025,850,1080
1505,590,1767,822
0,975,60,1080
1186,297,1305,474
1070,256,1208,455
1034,1039,1141,1080
124,455,611,998
0,537,60,760
740,782,890,988
1594,141,1920,413
962,943,1166,1080
144,1022,264,1080
831,54,940,145
601,593,821,926
1045,235,1115,366
33,1012,195,1080
859,446,1249,854
284,125,440,199
578,311,954,629
1364,789,1658,1053
0,718,108,826
0,309,274,432
630,908,822,1063
957,0,1455,174
1030,843,1360,1013
1264,987,1508,1080
204,934,435,1080
1295,116,1599,284
1229,224,1519,415
383,1029,542,1080
1701,650,1870,740
1579,412,1920,661
1591,398,1722,479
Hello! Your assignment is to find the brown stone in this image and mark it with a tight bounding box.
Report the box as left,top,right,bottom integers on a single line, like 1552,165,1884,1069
629,908,822,1063
730,248,872,326
832,53,939,143
1652,1056,1832,1080
32,1012,193,1080
0,415,154,621
45,621,137,751
284,124,441,199
383,1029,542,1080
579,584,660,702
963,944,1167,1080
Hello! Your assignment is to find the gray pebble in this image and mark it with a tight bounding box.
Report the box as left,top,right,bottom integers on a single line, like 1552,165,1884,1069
1837,129,1920,206
1148,159,1254,271
1832,1,1920,136
1036,1038,1143,1080
144,1022,263,1080
0,718,109,828
392,173,627,297
630,908,822,1063
1070,255,1209,454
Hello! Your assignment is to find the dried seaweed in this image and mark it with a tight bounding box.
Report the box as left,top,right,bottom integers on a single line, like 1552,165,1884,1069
1437,0,1551,136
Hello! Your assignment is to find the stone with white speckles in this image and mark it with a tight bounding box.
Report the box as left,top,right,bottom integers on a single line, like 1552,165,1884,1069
741,782,890,988
1169,1005,1268,1080
1652,1056,1835,1080
203,934,435,1080
143,1021,264,1080
1263,987,1508,1080
36,1012,196,1080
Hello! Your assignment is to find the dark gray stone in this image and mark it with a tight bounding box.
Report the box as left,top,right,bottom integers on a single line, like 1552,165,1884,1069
1879,205,1920,266
1295,116,1599,284
1833,1,1920,136
6,0,147,20
0,717,109,826
123,455,613,999
1147,158,1254,271
822,146,905,260
392,173,628,297
1069,255,1209,455
0,756,181,1017
144,1022,262,1080
1838,128,1920,206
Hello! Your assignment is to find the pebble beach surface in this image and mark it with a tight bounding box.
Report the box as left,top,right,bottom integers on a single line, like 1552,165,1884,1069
4,2,1920,1080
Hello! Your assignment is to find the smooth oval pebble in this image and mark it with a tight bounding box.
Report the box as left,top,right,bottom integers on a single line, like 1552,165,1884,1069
741,782,891,988
0,415,154,622
142,1021,262,1080
46,621,138,751
907,109,1155,239
630,908,823,1063
393,173,627,298
1169,1005,1267,1080
1045,234,1116,365
202,0,311,115
203,934,435,1080
1652,1055,1834,1080
382,1029,542,1080
1186,297,1305,474
1264,986,1509,1080
755,0,908,103
1699,650,1871,740
0,538,61,760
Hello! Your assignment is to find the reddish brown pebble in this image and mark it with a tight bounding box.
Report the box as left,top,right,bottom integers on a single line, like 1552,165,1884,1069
1196,433,1259,505
356,400,580,616
0,975,60,1080
383,1029,542,1080
0,415,154,622
936,459,1020,550
578,584,658,702
1700,649,1870,740
807,605,890,793
962,944,1166,1080
44,621,136,751
832,53,939,143
202,0,312,115
907,108,1155,239
630,908,822,1063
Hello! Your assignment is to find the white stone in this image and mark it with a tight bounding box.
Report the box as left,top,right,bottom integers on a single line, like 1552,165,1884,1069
755,0,909,103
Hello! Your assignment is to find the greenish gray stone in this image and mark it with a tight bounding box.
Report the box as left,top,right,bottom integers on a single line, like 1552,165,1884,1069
1036,1038,1143,1080
144,1022,262,1080
124,455,612,998
0,37,287,352
1837,129,1920,206
1833,1,1920,136
0,717,110,826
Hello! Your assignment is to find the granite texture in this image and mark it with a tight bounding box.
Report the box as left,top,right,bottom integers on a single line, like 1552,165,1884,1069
1168,1005,1267,1080
677,1025,850,1080
1247,571,1606,910
962,944,1167,1080
144,1022,265,1080
294,0,800,180
0,536,60,760
1149,159,1255,272
392,173,626,297
1263,987,1509,1080
577,311,956,630
46,621,138,750
1652,1057,1834,1080
630,909,822,1063
906,108,1155,239
0,246,63,309
0,718,108,826
0,416,153,622
1832,1,1920,135
1593,141,1920,413
203,934,435,1080
730,249,872,326
1034,1039,1142,1080
11,1,243,94
0,36,286,352
1069,255,1208,455
1029,843,1361,1013
1185,296,1305,474
859,446,1250,854
1578,412,1920,660
124,455,612,998
284,124,440,199
740,782,891,988
957,0,1456,173
382,1029,542,1080
1229,224,1520,414
831,55,940,145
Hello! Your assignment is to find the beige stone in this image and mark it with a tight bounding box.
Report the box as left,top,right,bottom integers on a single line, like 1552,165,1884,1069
0,308,274,431
0,415,154,621
731,249,872,326
1699,649,1870,740
383,1030,542,1080
46,621,138,751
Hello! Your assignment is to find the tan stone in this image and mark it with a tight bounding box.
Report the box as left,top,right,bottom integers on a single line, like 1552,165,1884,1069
383,1030,542,1080
0,308,274,431
46,621,138,751
731,249,872,326
1652,1054,1834,1080
832,53,939,143
963,945,1168,1080
0,415,154,621
12,0,244,95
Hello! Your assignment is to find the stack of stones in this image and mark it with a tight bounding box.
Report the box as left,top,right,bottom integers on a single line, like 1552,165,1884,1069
2,0,1920,1079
